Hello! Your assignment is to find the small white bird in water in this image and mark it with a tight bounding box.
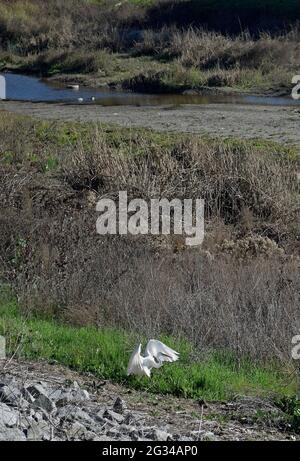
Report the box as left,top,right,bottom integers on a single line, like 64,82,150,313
68,84,80,90
78,98,84,103
127,340,179,378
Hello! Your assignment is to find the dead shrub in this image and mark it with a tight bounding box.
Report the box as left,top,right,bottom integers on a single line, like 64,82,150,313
8,213,299,364
218,235,285,259
133,27,300,74
62,131,299,227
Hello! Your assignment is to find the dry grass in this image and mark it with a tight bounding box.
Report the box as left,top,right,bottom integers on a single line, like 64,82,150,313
0,0,110,54
128,27,299,91
61,131,299,226
0,1,299,93
0,116,299,365
2,210,299,365
133,25,300,66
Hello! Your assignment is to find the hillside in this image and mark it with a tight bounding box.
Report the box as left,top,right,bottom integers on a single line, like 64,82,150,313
0,0,299,95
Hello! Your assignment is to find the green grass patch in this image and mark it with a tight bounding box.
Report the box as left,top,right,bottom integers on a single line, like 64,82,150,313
0,288,297,401
276,395,300,432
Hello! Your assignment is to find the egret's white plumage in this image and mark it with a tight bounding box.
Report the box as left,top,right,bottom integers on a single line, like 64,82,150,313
68,84,80,90
127,340,179,378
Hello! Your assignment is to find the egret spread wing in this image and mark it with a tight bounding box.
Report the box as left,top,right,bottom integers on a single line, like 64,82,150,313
145,340,179,363
143,355,163,371
127,343,143,376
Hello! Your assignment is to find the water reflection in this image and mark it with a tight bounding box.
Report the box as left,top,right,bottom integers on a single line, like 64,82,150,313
0,72,298,107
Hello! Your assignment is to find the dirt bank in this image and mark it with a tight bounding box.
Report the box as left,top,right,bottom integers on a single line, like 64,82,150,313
1,100,299,146
0,360,298,441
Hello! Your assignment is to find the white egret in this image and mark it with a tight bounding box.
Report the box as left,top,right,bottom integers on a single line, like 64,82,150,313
68,84,80,90
127,340,179,378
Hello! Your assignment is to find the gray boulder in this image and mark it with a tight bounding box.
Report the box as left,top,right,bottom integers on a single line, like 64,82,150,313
25,384,48,399
67,421,88,440
0,402,18,428
24,383,56,413
113,397,127,414
26,421,52,441
56,387,90,407
145,428,171,441
103,409,124,424
0,427,26,441
0,384,22,406
33,394,56,413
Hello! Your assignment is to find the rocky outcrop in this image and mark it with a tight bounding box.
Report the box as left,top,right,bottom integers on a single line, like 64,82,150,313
0,360,298,442
0,373,179,441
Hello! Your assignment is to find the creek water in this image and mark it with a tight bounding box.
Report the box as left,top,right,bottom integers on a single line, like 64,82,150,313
0,72,298,106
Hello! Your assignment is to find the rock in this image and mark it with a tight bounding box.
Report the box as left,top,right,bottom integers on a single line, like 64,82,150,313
94,411,108,426
56,393,73,407
83,431,98,441
33,394,56,413
26,384,48,399
103,409,124,425
113,397,127,414
145,428,171,441
27,421,52,441
123,413,136,425
81,390,90,400
119,424,136,433
47,389,63,401
106,427,122,439
19,409,47,432
56,404,78,421
29,409,45,422
202,431,216,441
0,427,26,441
74,408,95,427
0,364,293,442
67,421,88,439
57,405,94,426
0,402,18,428
173,435,193,441
22,387,35,404
129,428,139,441
56,387,90,407
24,383,56,413
0,385,22,406
182,89,199,95
118,424,139,440
93,435,116,441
